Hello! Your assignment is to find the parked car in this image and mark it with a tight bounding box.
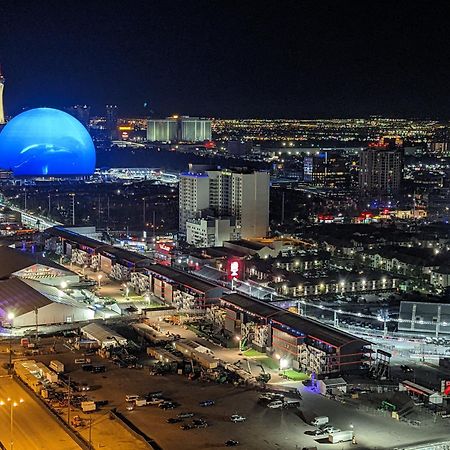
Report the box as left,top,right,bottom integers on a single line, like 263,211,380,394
147,391,163,398
181,424,193,430
321,425,341,434
159,402,176,410
199,400,215,407
177,412,194,419
225,440,239,447
167,417,182,424
147,398,165,406
230,415,246,423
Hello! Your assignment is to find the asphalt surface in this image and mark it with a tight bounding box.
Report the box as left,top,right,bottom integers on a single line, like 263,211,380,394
0,376,80,450
33,351,450,450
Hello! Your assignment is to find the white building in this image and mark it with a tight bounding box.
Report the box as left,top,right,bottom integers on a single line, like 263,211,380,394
430,266,450,290
186,217,238,247
180,118,211,142
147,116,211,143
179,171,210,233
147,118,178,142
179,168,270,240
81,323,127,348
0,278,94,328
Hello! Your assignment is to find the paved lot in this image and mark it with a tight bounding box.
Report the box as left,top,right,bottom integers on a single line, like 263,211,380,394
0,376,80,450
33,345,450,450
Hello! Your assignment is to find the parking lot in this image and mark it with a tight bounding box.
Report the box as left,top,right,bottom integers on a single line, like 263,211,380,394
31,342,450,450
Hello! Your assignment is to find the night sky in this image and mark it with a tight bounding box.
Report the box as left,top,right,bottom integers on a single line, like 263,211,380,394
1,1,450,118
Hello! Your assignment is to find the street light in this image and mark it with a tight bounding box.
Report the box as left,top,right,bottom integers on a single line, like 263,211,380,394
7,312,14,374
0,397,24,450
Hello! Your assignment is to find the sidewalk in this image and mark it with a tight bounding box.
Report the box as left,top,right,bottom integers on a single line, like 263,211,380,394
74,409,149,450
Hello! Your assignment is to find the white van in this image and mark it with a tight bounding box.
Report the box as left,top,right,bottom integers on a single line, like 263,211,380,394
311,416,329,427
125,395,140,402
267,400,284,409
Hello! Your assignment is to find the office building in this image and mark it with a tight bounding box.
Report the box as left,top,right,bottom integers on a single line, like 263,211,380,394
147,116,211,143
186,217,238,247
359,146,403,197
303,151,348,187
147,118,179,142
180,117,211,142
66,105,90,128
0,67,5,124
179,168,270,241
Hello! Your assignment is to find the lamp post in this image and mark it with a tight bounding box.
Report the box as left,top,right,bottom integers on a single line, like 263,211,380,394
350,423,356,444
7,312,14,374
234,335,241,351
275,353,281,371
0,397,24,450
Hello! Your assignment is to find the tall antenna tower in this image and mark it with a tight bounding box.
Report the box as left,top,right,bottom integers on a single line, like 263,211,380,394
0,65,5,124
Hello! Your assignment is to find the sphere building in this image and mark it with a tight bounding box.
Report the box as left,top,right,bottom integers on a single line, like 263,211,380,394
0,107,96,176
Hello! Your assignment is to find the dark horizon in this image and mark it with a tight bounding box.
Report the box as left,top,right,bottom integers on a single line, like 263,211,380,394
1,1,450,119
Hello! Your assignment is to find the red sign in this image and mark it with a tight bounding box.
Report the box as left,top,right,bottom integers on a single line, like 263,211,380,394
442,380,450,396
157,242,174,254
227,258,244,280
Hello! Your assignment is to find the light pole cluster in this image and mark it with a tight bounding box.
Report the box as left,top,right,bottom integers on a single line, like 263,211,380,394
7,312,14,374
0,397,24,450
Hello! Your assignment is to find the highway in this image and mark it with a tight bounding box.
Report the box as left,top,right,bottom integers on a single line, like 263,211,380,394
0,376,80,450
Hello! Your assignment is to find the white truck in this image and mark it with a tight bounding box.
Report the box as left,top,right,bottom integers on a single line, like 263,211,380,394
328,430,353,443
49,360,65,373
135,399,148,407
81,401,96,413
311,416,329,427
267,400,284,409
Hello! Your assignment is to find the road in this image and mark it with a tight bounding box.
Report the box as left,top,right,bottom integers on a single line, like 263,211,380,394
0,376,81,450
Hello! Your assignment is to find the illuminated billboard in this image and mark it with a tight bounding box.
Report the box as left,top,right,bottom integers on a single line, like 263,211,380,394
227,258,244,280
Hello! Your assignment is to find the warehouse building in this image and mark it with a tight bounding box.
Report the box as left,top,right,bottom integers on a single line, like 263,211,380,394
81,323,127,348
0,278,94,328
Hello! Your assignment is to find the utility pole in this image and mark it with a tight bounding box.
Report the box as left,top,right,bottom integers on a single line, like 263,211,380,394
35,307,38,342
70,194,75,226
98,195,101,225
67,376,71,424
142,197,146,228
89,417,92,449
48,194,51,218
107,195,110,229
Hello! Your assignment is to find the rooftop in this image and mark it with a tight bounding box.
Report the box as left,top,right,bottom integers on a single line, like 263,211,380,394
0,278,52,318
0,246,68,280
221,292,370,348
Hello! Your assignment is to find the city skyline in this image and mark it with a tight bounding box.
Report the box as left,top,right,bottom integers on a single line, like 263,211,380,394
1,2,450,118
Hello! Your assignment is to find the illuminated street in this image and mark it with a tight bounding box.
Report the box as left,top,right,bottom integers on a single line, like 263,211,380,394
0,377,80,450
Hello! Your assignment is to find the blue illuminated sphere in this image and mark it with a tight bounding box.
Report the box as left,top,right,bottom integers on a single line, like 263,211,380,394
0,107,96,176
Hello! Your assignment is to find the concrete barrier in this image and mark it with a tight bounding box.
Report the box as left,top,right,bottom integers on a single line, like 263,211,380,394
109,408,163,450
13,375,90,450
